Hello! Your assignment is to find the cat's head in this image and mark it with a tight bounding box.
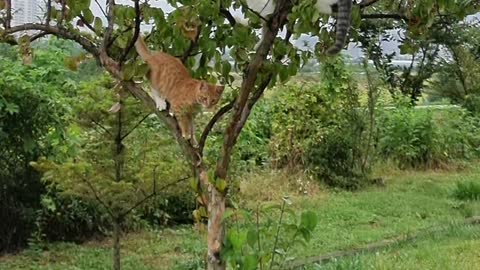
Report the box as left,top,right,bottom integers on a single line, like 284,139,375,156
198,81,225,108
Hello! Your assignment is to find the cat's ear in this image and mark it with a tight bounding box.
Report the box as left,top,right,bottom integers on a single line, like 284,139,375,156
200,81,209,91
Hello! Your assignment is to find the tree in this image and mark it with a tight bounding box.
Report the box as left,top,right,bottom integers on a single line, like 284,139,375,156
357,0,479,102
1,0,478,269
0,41,74,252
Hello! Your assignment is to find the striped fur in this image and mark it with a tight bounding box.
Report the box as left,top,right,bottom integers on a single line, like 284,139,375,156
237,0,352,55
135,36,225,141
325,0,352,55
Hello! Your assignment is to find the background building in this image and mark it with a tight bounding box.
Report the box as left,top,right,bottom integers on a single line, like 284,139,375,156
11,0,43,26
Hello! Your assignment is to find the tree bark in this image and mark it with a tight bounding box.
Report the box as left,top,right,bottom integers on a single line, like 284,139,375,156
113,219,121,270
207,1,293,269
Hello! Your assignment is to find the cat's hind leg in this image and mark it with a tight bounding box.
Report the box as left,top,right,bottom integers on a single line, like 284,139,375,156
152,88,168,111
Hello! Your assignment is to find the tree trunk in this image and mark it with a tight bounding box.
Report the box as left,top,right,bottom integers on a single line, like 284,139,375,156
200,170,226,270
113,219,121,270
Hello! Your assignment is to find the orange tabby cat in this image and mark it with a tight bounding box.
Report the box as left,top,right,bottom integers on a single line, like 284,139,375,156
135,35,225,142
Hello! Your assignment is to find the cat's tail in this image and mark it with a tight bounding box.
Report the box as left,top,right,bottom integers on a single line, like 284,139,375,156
135,35,152,61
326,0,352,55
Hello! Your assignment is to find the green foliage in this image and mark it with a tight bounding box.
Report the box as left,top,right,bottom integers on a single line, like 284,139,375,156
203,98,272,174
32,74,192,226
378,99,480,168
270,58,372,189
0,42,77,252
30,193,110,247
377,99,438,168
427,22,480,111
222,197,318,269
453,181,480,201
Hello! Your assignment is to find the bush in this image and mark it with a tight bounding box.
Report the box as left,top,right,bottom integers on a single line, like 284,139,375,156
270,58,372,189
140,190,196,226
307,131,367,190
378,99,480,168
31,193,109,245
453,181,480,201
377,99,439,168
0,43,73,252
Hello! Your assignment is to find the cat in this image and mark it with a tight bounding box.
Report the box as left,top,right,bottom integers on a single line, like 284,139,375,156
134,35,225,143
237,0,352,55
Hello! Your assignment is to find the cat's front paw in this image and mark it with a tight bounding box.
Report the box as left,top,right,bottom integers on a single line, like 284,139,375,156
155,99,167,111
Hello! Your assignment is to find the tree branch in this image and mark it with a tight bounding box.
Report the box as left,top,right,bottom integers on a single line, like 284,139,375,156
121,113,150,140
80,174,115,217
359,0,382,9
90,116,113,137
58,0,66,26
5,24,99,56
198,99,236,154
119,176,191,218
219,8,236,27
78,15,98,34
95,0,108,18
181,24,202,63
4,0,11,29
119,0,141,64
102,0,116,50
215,0,293,180
45,0,52,25
361,13,408,21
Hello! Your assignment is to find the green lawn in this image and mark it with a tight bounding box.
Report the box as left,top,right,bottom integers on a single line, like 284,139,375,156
2,166,480,270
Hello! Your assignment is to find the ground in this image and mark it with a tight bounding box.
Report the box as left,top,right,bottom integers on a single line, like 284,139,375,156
1,165,480,269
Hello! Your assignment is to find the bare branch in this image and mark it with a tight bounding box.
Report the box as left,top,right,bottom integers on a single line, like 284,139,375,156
121,113,150,140
5,24,99,56
78,15,98,34
45,0,52,25
119,176,191,218
4,0,11,29
30,32,49,42
79,174,114,217
90,116,113,137
95,0,108,18
199,99,235,154
219,8,236,27
362,13,408,21
359,0,382,9
119,0,141,64
102,0,116,50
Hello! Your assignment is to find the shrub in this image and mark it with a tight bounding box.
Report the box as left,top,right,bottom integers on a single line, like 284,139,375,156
377,99,439,168
222,197,318,269
270,58,372,189
377,99,480,168
31,193,109,245
453,181,480,201
307,131,367,190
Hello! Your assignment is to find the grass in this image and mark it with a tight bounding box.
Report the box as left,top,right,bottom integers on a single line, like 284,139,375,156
1,165,480,269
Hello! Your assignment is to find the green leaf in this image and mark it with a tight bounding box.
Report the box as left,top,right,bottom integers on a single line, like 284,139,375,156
246,229,258,248
5,103,19,115
227,230,247,252
215,179,227,192
300,211,318,232
82,9,94,24
243,254,258,270
94,17,103,33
